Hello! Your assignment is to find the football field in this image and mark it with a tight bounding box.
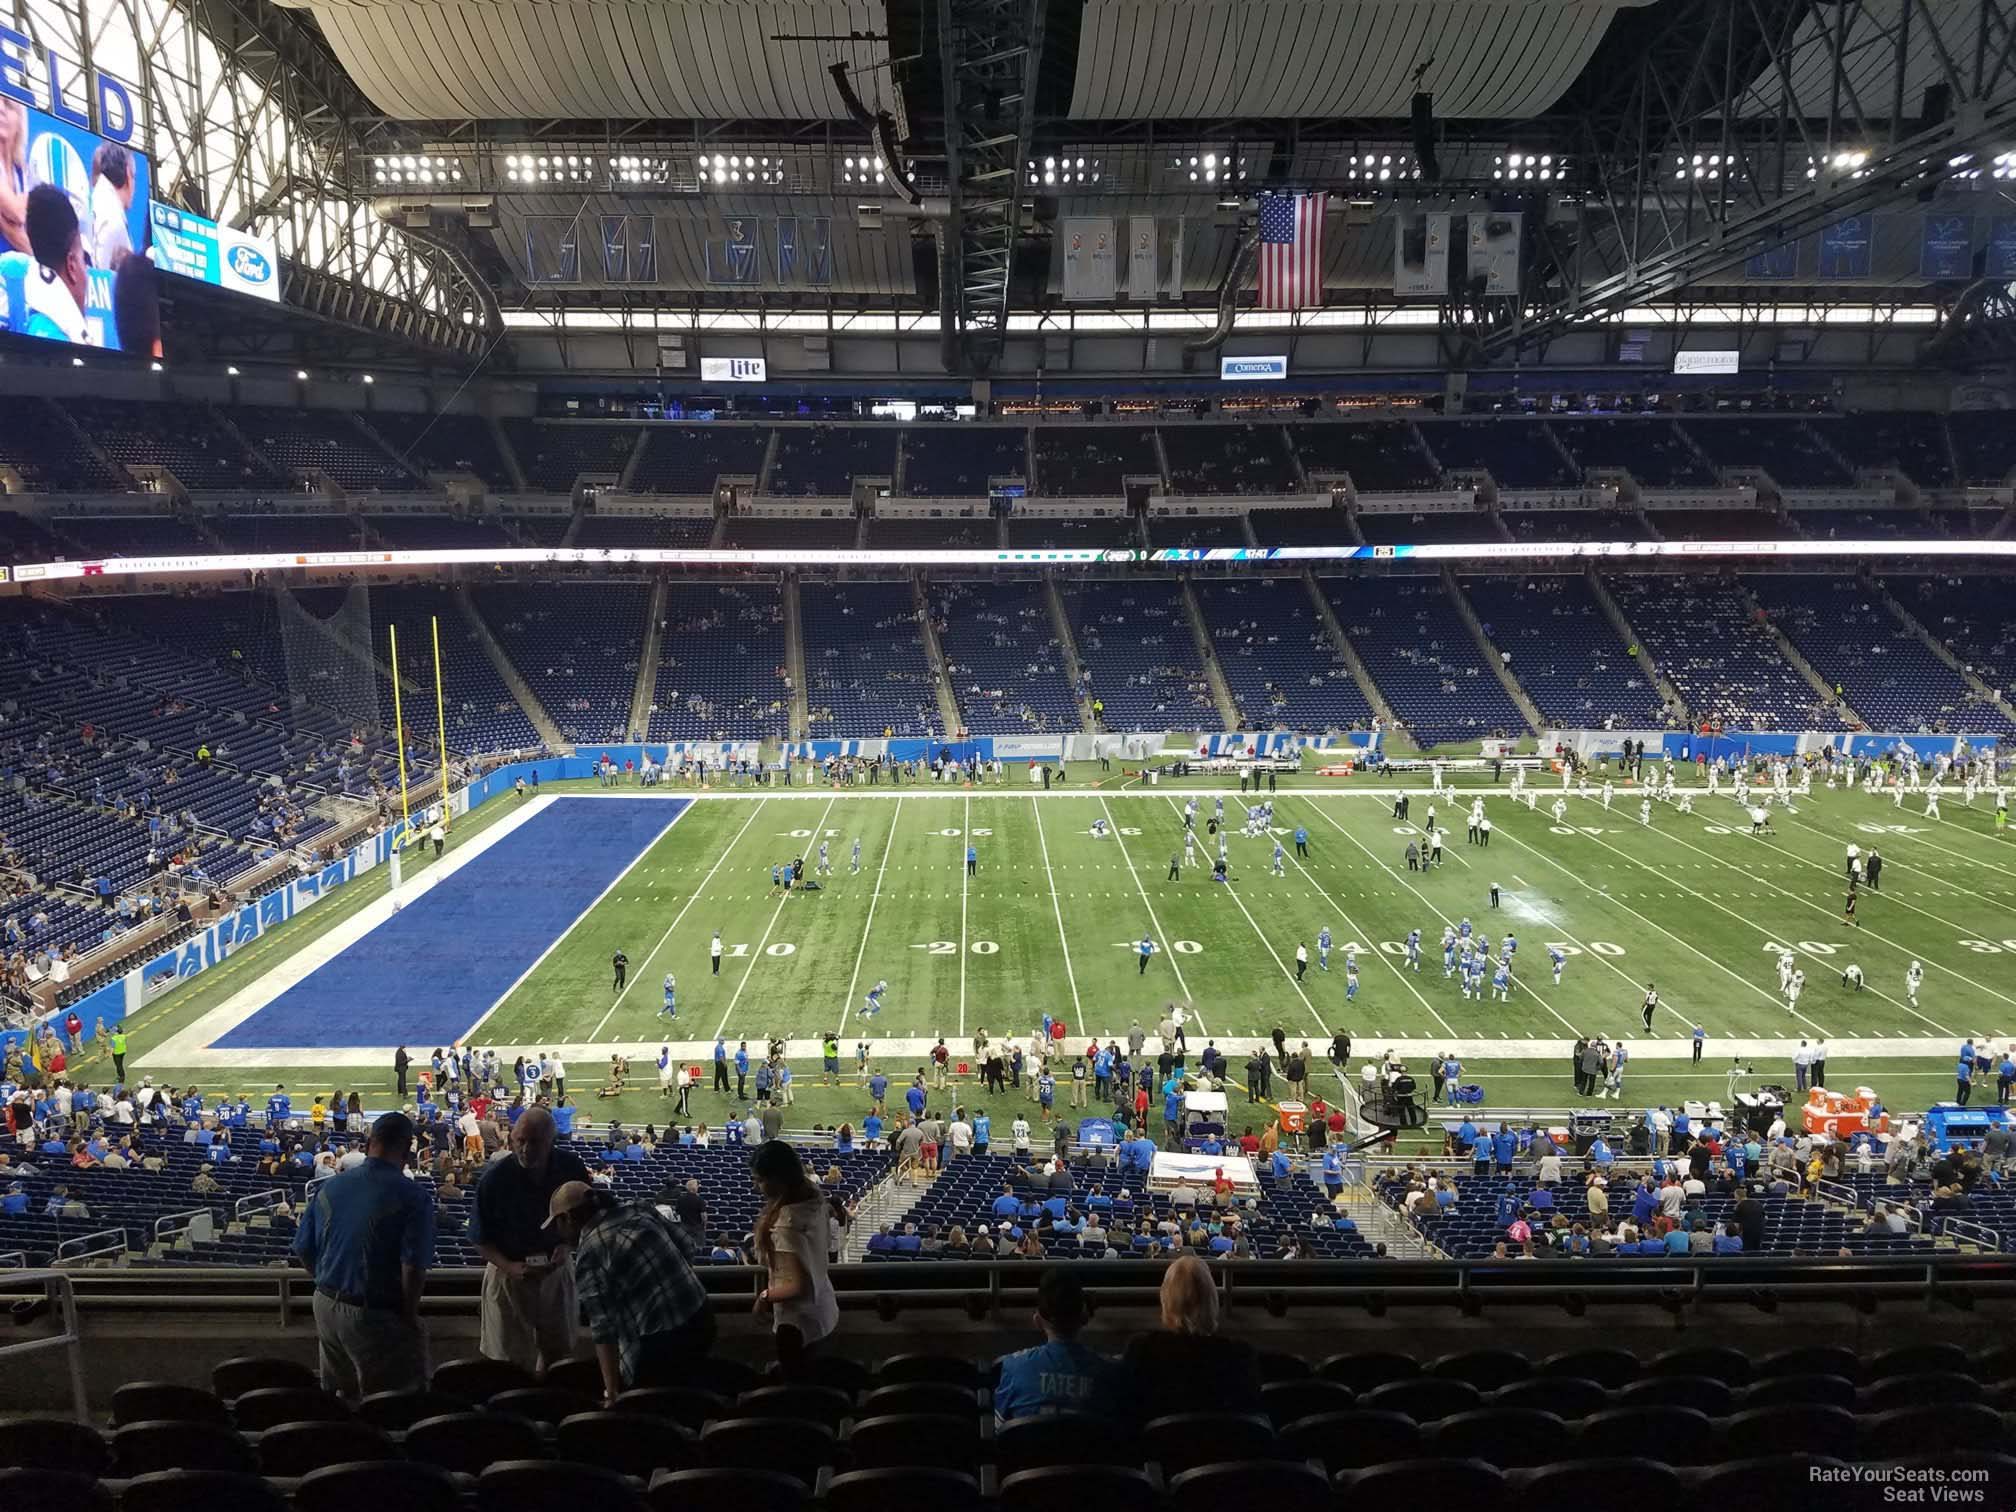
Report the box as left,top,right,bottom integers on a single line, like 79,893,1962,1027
132,769,2016,1121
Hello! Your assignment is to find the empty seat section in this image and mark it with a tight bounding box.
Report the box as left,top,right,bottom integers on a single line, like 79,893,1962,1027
1646,508,1781,540
903,427,1028,496
800,582,940,738
1609,576,1851,730
1946,412,2016,486
1147,513,1250,547
1817,413,1953,486
368,586,540,753
1192,578,1373,731
478,584,647,744
0,403,124,491
1357,510,1498,544
55,515,210,555
1417,421,1576,488
363,515,512,549
649,582,790,741
1292,422,1439,492
869,514,995,548
574,514,715,548
233,407,417,492
766,426,895,497
211,514,364,552
365,412,514,488
502,422,641,492
1324,576,1527,745
932,581,1078,735
1249,505,1351,545
71,400,276,491
1548,418,1715,487
1679,418,1852,487
1030,428,1159,497
628,426,771,495
1159,425,1297,494
1461,576,1667,728
1006,512,1138,549
1059,581,1215,731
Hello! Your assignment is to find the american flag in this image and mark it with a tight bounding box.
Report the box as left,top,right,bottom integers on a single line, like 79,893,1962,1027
1258,192,1326,310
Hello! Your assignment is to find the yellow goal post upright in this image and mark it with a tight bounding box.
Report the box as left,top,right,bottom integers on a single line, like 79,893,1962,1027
432,615,451,834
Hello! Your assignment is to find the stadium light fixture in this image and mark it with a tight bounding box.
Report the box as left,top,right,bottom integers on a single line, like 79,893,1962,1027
504,153,600,185
149,361,162,372
1029,155,1099,187
361,374,375,385
1993,152,2016,180
373,153,466,187
1495,151,1568,182
71,357,83,367
226,365,240,376
295,369,309,381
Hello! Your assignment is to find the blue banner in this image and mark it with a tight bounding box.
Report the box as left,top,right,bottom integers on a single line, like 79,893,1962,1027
1745,241,1799,280
1920,213,1973,279
1988,218,2016,279
149,202,280,302
1817,215,1872,279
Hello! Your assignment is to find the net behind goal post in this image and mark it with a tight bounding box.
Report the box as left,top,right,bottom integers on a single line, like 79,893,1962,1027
275,582,385,739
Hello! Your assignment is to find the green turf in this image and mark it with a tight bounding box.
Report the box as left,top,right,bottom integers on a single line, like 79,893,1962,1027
123,768,2016,1126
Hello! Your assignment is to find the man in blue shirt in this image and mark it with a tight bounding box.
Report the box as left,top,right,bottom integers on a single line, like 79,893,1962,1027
266,1084,292,1129
868,1071,889,1114
991,1183,1023,1219
733,1043,750,1100
992,1272,1123,1425
906,1079,927,1120
291,1112,435,1398
973,1110,992,1155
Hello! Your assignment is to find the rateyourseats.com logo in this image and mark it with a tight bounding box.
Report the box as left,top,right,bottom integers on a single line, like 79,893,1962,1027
1810,1464,1993,1502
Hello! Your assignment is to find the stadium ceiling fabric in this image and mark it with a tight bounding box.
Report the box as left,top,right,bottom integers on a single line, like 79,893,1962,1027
1067,0,1654,119
1737,0,1975,117
283,0,894,120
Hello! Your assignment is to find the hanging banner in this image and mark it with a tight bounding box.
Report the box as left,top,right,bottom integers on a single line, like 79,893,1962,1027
1167,216,1184,295
1061,216,1117,301
705,217,761,284
1394,209,1449,297
1469,210,1523,295
1816,215,1873,278
1128,215,1157,298
1987,218,2016,279
1745,241,1800,280
1920,214,1973,279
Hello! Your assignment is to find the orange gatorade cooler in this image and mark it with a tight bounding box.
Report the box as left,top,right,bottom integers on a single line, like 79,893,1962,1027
1277,1100,1308,1134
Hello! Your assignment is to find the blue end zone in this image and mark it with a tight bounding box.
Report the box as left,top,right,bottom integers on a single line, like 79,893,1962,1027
213,797,688,1049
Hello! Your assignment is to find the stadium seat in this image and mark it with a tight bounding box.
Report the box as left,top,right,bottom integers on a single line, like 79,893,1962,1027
1338,1458,1505,1500
1278,1410,1420,1472
254,1420,397,1476
431,1355,535,1401
1317,1350,1421,1390
231,1385,352,1430
1717,1404,1860,1460
212,1356,317,1399
1429,1349,1533,1391
402,1412,546,1474
112,1382,232,1427
1359,1376,1479,1421
698,1416,835,1483
1867,1342,1974,1380
734,1383,853,1428
1487,1377,1606,1417
1167,1459,1333,1512
353,1388,473,1430
294,1460,465,1512
1736,1373,1855,1409
480,1460,651,1512
877,1352,982,1388
999,1465,1157,1512
1257,1350,1313,1383
993,1412,1143,1475
112,1421,261,1476
1578,1406,1715,1464
555,1413,698,1478
613,1386,730,1428
486,1386,598,1424
1142,1412,1277,1474
826,1467,984,1512
647,1466,812,1512
1753,1345,1862,1382
1261,1378,1355,1425
1423,1408,1573,1469
1615,1374,1726,1414
119,1470,290,1512
539,1356,606,1397
1535,1348,1640,1388
1693,1454,1853,1511
844,1412,983,1470
1859,1402,2005,1457
1646,1345,1750,1385
1861,1370,1984,1410
859,1382,979,1418
0,1467,115,1512
0,1419,112,1476
1507,1458,1686,1512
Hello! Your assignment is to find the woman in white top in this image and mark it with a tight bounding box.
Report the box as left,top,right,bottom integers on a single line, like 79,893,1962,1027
751,1140,839,1375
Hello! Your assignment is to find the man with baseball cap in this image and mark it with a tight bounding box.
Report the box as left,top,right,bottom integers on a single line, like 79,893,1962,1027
291,1112,435,1398
544,1177,713,1404
470,1104,590,1373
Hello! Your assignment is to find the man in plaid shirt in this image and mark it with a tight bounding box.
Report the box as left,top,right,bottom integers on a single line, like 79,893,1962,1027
544,1180,715,1401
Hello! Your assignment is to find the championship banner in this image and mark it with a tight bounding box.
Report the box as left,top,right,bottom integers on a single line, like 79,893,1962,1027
1061,216,1117,301
1920,214,1972,279
1128,215,1157,298
1817,215,1873,279
1394,210,1449,297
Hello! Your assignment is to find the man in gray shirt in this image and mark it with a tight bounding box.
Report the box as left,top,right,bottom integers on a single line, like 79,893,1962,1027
759,1103,785,1142
1127,1020,1147,1059
894,1119,927,1166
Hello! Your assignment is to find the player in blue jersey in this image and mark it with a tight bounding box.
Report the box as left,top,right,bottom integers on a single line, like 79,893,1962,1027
661,973,677,1019
1317,926,1333,970
1459,916,1473,940
1271,838,1286,876
1406,928,1421,971
818,840,831,876
1443,932,1458,977
1549,945,1567,985
1345,960,1360,1002
862,979,887,1018
851,836,862,874
771,862,783,894
1503,931,1517,960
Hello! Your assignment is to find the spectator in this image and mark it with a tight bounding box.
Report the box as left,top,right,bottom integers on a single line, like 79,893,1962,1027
1120,1253,1262,1420
470,1105,590,1375
546,1179,712,1403
752,1139,839,1378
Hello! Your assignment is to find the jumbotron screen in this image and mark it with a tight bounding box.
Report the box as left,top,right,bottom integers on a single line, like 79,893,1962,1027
0,94,158,355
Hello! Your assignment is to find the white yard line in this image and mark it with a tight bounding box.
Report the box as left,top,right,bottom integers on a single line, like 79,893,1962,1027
1096,794,1196,1014
588,798,770,1041
959,793,970,1038
1030,797,1083,1022
713,794,841,1039
1575,795,1987,1027
836,797,904,1038
1295,796,1585,1038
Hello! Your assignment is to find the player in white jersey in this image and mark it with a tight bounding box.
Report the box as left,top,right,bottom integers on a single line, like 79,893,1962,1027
1184,798,1198,830
1317,926,1333,971
1525,789,1539,811
1661,768,1676,801
1345,957,1360,1001
818,840,831,875
1893,781,1905,808
1551,797,1568,824
1841,963,1864,991
1925,784,1942,820
1431,759,1447,796
1491,959,1511,1002
1677,792,1694,814
1549,945,1566,985
1091,817,1109,839
1183,828,1197,866
851,836,863,873
1602,780,1614,810
1778,950,1796,994
1786,968,1806,1014
1906,959,1924,1007
1405,928,1421,970
1639,798,1652,826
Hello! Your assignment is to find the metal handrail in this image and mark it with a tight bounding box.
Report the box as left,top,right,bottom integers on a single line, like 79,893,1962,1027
234,1188,288,1221
0,1270,88,1418
0,1251,30,1268
1941,1216,2003,1252
152,1208,216,1243
53,1228,128,1266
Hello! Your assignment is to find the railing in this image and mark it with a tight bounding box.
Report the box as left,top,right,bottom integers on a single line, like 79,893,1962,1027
152,1208,217,1245
53,1228,128,1266
0,1270,89,1417
0,1251,30,1268
1941,1216,2003,1253
234,1189,290,1222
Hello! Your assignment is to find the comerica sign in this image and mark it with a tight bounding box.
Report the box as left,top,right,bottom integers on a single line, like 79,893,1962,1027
1220,355,1289,381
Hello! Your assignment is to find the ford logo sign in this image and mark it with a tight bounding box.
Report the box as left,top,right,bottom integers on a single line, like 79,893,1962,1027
227,244,273,284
